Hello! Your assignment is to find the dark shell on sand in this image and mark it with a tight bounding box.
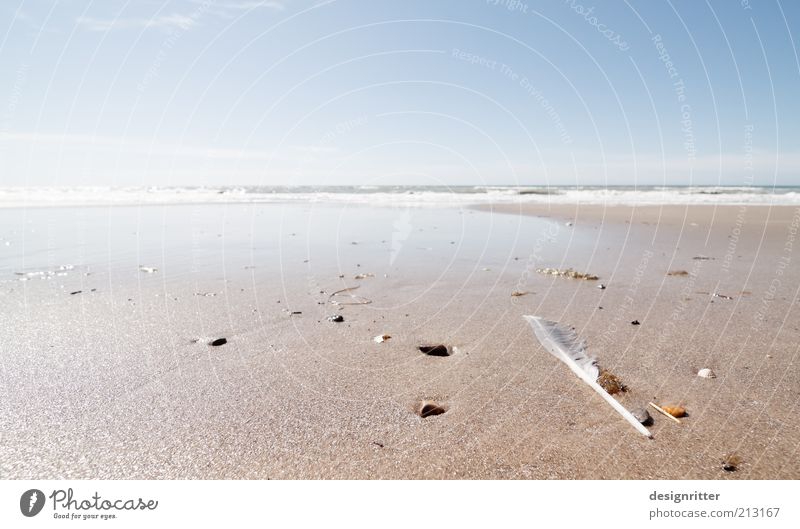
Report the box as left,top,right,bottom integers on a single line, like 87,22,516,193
418,345,451,357
209,338,227,347
416,401,447,418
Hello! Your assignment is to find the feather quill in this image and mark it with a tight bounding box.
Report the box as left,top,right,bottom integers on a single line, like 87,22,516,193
524,316,652,438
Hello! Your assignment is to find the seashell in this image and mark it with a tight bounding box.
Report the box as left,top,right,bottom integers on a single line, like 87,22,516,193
662,405,686,418
416,400,447,418
373,334,391,343
697,368,716,379
418,345,451,357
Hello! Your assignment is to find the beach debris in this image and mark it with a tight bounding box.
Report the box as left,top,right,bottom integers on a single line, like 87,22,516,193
354,273,374,280
649,402,685,423
511,290,529,297
415,400,447,418
536,267,599,281
418,344,452,357
667,270,689,276
327,314,344,323
722,453,741,472
139,266,158,273
14,264,76,280
697,368,716,379
372,441,385,448
630,408,653,426
328,285,372,306
712,292,733,300
692,255,715,261
597,369,627,395
662,405,686,418
649,402,681,423
597,284,606,290
565,221,573,227
524,316,652,438
373,334,391,343
482,267,491,271
69,290,83,295
194,292,217,297
631,320,640,325
209,338,227,347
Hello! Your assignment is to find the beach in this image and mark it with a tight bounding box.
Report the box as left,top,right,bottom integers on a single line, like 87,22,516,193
1,199,798,479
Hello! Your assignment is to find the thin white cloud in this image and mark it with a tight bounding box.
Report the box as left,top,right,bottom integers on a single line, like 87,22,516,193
187,0,286,20
75,1,285,32
199,1,285,10
76,14,198,32
0,131,335,160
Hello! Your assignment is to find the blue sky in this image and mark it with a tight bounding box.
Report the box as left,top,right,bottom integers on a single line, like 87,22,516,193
1,0,798,187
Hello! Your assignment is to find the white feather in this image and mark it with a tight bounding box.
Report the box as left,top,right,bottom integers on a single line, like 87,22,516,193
524,316,652,438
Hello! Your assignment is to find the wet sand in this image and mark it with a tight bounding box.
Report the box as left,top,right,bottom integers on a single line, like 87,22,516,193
1,203,798,479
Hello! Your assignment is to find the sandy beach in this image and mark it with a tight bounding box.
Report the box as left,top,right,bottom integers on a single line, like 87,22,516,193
1,202,798,479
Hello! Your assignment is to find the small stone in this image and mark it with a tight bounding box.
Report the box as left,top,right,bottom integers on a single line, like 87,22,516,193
697,368,716,379
373,334,391,343
209,338,227,347
722,453,741,472
597,284,606,289
328,315,344,323
630,408,653,426
631,319,640,325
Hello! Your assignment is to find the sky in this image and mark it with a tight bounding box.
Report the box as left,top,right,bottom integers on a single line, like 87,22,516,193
0,0,799,187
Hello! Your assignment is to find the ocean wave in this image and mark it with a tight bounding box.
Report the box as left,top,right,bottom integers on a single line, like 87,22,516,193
0,186,798,208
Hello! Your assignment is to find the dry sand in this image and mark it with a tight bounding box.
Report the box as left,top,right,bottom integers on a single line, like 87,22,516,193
1,203,798,479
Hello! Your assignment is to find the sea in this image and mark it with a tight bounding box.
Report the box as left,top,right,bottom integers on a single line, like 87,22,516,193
0,185,798,208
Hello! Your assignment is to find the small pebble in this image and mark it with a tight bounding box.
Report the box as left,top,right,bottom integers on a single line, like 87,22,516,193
722,454,741,472
327,315,344,323
630,408,653,426
631,319,640,325
209,338,227,347
597,284,606,290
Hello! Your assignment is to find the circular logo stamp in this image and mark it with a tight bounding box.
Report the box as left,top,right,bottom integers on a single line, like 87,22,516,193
20,489,45,517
